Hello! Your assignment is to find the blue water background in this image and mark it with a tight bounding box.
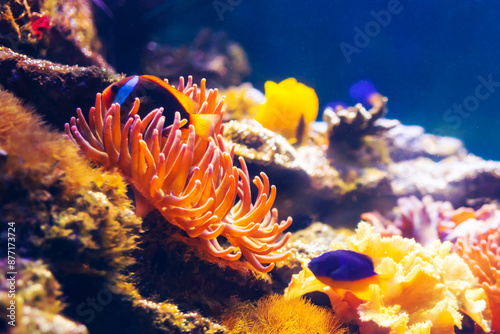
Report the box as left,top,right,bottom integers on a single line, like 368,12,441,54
112,0,500,160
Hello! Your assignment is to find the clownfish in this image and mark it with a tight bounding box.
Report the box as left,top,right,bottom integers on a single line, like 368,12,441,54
102,75,220,139
308,250,384,301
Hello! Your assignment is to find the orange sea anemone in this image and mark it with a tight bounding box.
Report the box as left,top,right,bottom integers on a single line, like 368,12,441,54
65,76,293,272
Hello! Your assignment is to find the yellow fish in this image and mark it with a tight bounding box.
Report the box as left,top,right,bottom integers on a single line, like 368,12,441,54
255,78,318,145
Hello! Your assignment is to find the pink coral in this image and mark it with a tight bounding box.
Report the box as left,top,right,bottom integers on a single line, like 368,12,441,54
362,195,500,246
65,76,293,272
362,195,452,246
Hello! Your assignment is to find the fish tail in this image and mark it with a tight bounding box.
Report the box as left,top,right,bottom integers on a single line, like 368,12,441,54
189,114,221,139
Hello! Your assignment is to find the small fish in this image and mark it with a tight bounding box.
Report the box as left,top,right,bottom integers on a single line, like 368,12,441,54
349,79,383,107
308,250,381,300
102,75,219,139
255,78,318,145
450,208,476,225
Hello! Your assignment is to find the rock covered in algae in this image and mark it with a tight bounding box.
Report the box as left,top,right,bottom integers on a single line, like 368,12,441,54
142,28,250,88
0,88,140,281
133,210,275,318
0,0,111,69
0,259,88,334
0,47,121,129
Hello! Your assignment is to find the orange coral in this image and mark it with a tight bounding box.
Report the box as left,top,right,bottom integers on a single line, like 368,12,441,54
221,294,347,334
65,76,293,272
456,231,500,331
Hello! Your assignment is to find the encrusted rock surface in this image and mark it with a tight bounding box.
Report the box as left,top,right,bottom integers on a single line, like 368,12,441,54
224,116,500,226
0,0,111,69
0,47,121,129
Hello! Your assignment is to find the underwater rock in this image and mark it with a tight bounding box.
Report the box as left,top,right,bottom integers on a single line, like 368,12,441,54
382,120,465,161
142,28,250,88
322,94,387,143
225,110,500,226
0,47,121,129
223,118,393,226
0,0,111,70
220,83,265,122
388,154,500,206
0,89,140,280
0,259,88,334
135,299,226,334
133,211,274,317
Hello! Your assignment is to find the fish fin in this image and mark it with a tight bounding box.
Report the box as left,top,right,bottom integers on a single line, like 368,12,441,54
179,128,190,141
294,114,306,146
141,75,199,114
189,114,221,139
316,275,380,301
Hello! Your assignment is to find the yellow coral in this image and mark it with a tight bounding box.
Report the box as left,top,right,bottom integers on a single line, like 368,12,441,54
285,222,491,333
255,78,318,145
221,294,347,334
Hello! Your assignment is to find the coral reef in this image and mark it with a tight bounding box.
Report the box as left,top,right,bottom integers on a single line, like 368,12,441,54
221,294,347,334
65,76,293,272
3,5,500,332
285,222,491,333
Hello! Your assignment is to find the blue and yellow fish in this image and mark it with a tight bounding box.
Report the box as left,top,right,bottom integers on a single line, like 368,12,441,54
102,75,220,139
308,250,384,300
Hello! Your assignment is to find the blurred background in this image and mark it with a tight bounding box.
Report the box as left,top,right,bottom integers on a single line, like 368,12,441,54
94,0,500,160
